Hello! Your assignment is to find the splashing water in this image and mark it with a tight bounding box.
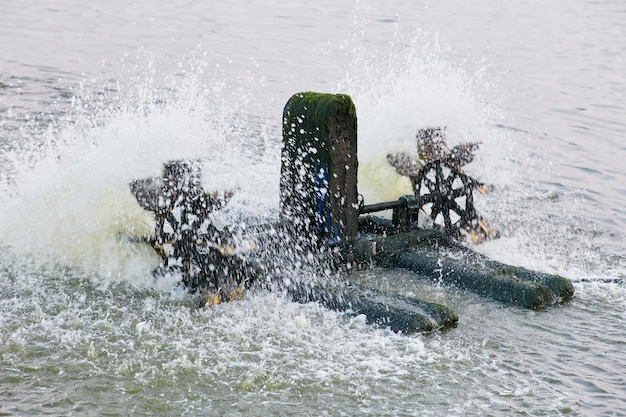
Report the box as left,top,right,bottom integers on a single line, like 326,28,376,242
336,36,626,283
0,35,507,287
0,66,282,284
0,26,622,291
338,37,511,206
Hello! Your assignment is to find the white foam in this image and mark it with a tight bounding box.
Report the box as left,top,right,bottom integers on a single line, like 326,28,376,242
337,36,509,204
0,69,280,284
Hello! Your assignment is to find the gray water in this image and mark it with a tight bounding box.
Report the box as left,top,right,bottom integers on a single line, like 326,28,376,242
1,1,625,416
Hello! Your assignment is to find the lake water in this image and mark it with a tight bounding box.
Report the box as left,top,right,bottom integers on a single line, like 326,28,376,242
1,0,625,415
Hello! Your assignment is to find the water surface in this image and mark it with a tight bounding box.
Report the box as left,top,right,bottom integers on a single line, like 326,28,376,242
1,1,625,415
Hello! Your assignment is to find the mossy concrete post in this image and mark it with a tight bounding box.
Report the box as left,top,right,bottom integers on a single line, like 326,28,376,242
280,92,358,247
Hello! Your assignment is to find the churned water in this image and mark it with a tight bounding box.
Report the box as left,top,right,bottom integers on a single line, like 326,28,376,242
1,0,625,415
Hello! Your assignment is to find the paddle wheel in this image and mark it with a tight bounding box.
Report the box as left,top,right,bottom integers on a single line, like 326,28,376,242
129,160,248,305
387,128,495,243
